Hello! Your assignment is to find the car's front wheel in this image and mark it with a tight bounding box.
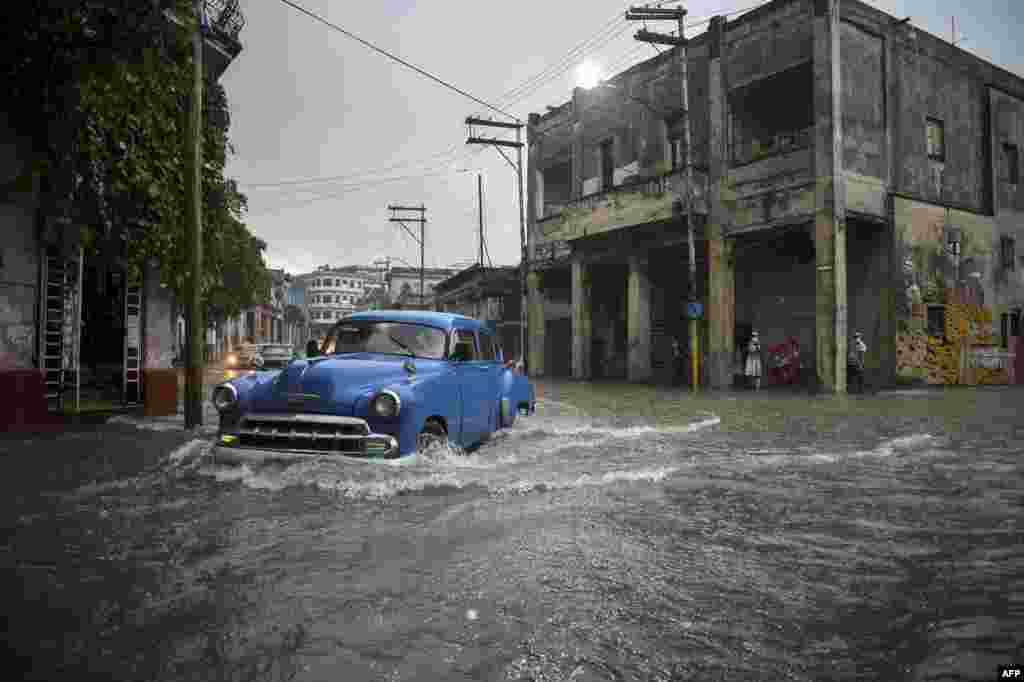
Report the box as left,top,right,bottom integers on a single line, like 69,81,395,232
417,419,448,452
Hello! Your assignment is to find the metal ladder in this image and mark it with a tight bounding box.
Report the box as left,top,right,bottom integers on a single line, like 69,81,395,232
41,248,81,411
123,286,142,405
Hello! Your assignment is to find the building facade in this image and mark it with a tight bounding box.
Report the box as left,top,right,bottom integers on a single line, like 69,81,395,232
386,266,458,310
434,265,523,361
294,265,387,339
527,0,1024,390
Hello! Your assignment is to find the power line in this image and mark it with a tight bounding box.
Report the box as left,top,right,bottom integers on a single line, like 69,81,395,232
276,0,517,121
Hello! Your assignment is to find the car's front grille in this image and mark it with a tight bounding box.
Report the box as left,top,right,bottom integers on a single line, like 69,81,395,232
235,414,370,454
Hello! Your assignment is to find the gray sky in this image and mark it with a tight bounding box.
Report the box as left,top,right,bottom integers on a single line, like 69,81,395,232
221,0,1023,277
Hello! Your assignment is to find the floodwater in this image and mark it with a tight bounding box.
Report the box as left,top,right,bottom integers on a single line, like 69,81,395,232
4,388,1023,681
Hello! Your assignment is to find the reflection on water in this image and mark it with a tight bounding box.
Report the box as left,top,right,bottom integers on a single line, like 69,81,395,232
4,391,1023,681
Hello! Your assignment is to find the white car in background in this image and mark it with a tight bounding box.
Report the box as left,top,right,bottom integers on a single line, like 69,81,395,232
257,343,294,369
226,343,262,369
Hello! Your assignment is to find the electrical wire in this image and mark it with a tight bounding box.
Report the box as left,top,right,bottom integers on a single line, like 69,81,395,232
276,0,517,120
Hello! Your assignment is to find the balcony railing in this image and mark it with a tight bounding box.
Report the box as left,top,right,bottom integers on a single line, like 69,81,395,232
731,127,813,166
204,0,245,41
539,166,699,227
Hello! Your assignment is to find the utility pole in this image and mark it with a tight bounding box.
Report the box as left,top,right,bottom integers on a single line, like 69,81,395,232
184,0,205,428
626,4,699,391
465,116,528,367
478,174,485,267
388,205,427,308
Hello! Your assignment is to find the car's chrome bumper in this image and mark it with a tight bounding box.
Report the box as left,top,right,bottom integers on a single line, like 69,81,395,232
213,413,401,463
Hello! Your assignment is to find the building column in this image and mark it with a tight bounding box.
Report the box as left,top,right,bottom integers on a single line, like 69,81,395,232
627,255,652,381
571,256,592,379
705,15,736,389
527,271,546,375
813,0,847,393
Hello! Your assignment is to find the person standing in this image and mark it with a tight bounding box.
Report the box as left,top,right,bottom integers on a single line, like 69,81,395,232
744,330,763,390
306,338,320,359
671,337,685,386
848,331,868,393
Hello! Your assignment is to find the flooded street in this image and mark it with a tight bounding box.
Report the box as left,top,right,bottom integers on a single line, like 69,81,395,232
3,387,1022,681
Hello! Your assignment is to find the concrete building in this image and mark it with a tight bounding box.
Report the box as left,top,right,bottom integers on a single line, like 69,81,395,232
0,0,245,421
293,265,387,339
527,0,1024,390
386,266,458,310
433,265,523,359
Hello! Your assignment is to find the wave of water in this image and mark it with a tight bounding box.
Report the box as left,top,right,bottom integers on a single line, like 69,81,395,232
198,415,721,499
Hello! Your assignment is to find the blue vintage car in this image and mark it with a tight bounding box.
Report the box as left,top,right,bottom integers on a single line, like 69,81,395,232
210,310,535,463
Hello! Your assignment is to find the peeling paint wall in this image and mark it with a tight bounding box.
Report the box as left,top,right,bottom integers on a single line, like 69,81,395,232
0,112,39,371
725,0,812,89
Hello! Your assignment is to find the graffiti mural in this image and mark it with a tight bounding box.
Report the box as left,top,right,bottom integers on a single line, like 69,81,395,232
893,197,1012,385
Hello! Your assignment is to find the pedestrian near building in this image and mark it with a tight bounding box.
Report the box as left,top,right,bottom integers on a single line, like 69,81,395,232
745,331,763,390
306,338,320,359
848,331,868,393
671,337,685,386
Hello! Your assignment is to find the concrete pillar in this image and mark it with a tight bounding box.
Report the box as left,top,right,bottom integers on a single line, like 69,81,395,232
705,15,736,389
813,0,848,393
627,255,652,381
571,256,592,379
527,271,546,376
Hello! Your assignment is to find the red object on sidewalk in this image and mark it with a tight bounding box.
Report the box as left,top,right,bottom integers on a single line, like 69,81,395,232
0,369,63,432
766,337,801,386
1011,337,1023,385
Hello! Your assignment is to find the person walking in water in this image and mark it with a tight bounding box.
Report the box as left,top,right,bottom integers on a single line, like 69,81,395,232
745,330,763,390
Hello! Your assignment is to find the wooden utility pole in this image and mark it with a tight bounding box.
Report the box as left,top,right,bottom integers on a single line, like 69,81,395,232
478,174,485,267
465,116,527,367
388,205,427,307
626,4,699,390
184,0,205,428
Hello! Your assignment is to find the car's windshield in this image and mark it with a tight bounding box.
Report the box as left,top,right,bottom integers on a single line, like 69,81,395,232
321,320,446,359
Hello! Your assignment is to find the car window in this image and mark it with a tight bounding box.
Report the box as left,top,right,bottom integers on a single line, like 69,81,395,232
450,329,477,362
477,330,497,362
320,321,446,359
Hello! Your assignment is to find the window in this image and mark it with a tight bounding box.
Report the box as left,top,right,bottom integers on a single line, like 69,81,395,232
926,304,946,338
600,139,614,191
926,118,945,161
314,279,321,288
335,279,341,287
1002,143,1020,184
336,295,342,303
478,330,497,361
1001,236,1016,271
450,329,477,362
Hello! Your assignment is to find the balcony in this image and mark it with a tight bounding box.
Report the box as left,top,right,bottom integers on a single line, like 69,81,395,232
538,167,707,243
162,0,245,78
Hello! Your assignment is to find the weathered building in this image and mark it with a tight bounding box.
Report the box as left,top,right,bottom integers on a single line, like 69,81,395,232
527,0,1024,390
386,266,458,310
433,265,523,360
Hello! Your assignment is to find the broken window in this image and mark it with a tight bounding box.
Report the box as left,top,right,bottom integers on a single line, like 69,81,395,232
600,139,615,191
1001,235,1016,271
926,118,945,161
729,62,814,165
541,158,572,217
1001,143,1020,184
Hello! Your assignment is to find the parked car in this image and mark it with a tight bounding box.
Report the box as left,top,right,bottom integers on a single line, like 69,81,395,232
257,343,294,369
226,343,261,369
210,310,535,463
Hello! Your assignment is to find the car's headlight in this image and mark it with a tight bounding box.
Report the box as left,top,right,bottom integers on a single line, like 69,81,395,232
370,390,401,418
212,384,238,412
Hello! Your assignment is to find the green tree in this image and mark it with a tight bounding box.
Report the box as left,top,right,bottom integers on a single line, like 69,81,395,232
1,0,268,318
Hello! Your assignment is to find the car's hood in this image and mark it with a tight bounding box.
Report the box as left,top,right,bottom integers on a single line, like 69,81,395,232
243,353,437,414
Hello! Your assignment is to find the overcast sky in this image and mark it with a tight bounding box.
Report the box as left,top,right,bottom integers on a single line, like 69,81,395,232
220,0,1023,277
